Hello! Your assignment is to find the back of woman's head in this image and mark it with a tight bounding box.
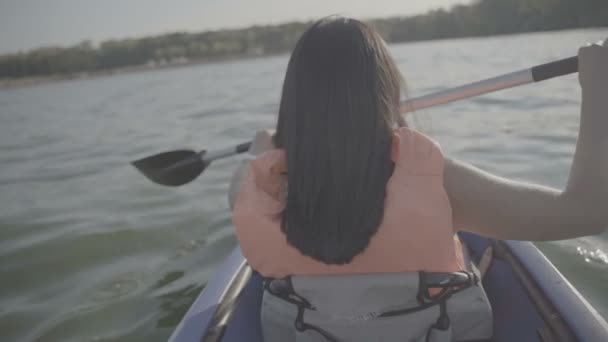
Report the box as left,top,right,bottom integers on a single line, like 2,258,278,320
274,16,405,264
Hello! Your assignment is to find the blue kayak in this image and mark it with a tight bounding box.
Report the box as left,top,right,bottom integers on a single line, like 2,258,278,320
168,233,608,342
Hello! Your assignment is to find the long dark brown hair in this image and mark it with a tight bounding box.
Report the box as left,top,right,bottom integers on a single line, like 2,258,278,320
274,17,405,264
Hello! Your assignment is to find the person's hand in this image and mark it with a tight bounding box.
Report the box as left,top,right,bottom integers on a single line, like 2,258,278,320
578,38,608,94
249,129,276,155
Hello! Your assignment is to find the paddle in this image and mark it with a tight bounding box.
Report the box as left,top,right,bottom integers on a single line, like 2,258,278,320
132,142,252,186
132,55,578,186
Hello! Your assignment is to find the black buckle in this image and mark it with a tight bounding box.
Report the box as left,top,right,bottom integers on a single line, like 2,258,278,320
417,270,476,304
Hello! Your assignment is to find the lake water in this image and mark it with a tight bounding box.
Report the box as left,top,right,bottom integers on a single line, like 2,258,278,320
1,29,607,342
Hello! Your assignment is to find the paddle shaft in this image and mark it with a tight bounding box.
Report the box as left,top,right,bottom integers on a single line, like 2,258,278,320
401,56,577,112
204,142,253,162
203,56,577,163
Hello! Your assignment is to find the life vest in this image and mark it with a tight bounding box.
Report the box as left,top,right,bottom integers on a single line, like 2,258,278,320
232,127,464,277
232,127,493,341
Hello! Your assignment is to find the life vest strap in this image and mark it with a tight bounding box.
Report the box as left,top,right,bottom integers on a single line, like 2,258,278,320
264,277,340,341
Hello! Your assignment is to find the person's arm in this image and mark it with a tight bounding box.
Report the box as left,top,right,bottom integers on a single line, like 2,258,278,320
228,130,276,210
444,41,608,241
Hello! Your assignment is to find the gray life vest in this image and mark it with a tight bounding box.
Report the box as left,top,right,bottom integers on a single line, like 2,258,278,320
260,263,493,342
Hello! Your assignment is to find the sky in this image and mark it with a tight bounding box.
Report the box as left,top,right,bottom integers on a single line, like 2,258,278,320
0,0,466,54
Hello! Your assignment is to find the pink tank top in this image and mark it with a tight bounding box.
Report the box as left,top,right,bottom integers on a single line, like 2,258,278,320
232,127,464,278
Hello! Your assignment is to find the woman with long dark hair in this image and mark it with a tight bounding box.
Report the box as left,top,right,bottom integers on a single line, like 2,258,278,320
229,16,608,341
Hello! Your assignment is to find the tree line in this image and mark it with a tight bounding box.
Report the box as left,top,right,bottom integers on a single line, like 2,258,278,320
1,0,606,79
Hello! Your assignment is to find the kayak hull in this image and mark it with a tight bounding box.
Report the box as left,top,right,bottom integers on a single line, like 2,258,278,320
170,233,608,342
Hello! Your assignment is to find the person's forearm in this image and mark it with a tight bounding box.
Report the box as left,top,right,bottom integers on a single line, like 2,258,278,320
444,158,606,241
444,90,608,240
565,90,608,201
445,42,608,241
228,161,248,211
228,130,276,210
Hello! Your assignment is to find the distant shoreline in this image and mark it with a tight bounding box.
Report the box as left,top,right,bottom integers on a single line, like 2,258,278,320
3,0,607,89
1,27,606,91
0,54,260,90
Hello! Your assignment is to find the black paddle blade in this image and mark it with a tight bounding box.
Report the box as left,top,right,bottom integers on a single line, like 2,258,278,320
131,150,209,186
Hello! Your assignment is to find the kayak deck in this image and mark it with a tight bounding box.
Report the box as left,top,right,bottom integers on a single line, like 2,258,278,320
170,233,608,342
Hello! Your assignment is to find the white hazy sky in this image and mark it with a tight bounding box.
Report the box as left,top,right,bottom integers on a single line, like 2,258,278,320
0,0,467,54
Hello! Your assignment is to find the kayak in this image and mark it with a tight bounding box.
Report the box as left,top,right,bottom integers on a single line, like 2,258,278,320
168,232,608,342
